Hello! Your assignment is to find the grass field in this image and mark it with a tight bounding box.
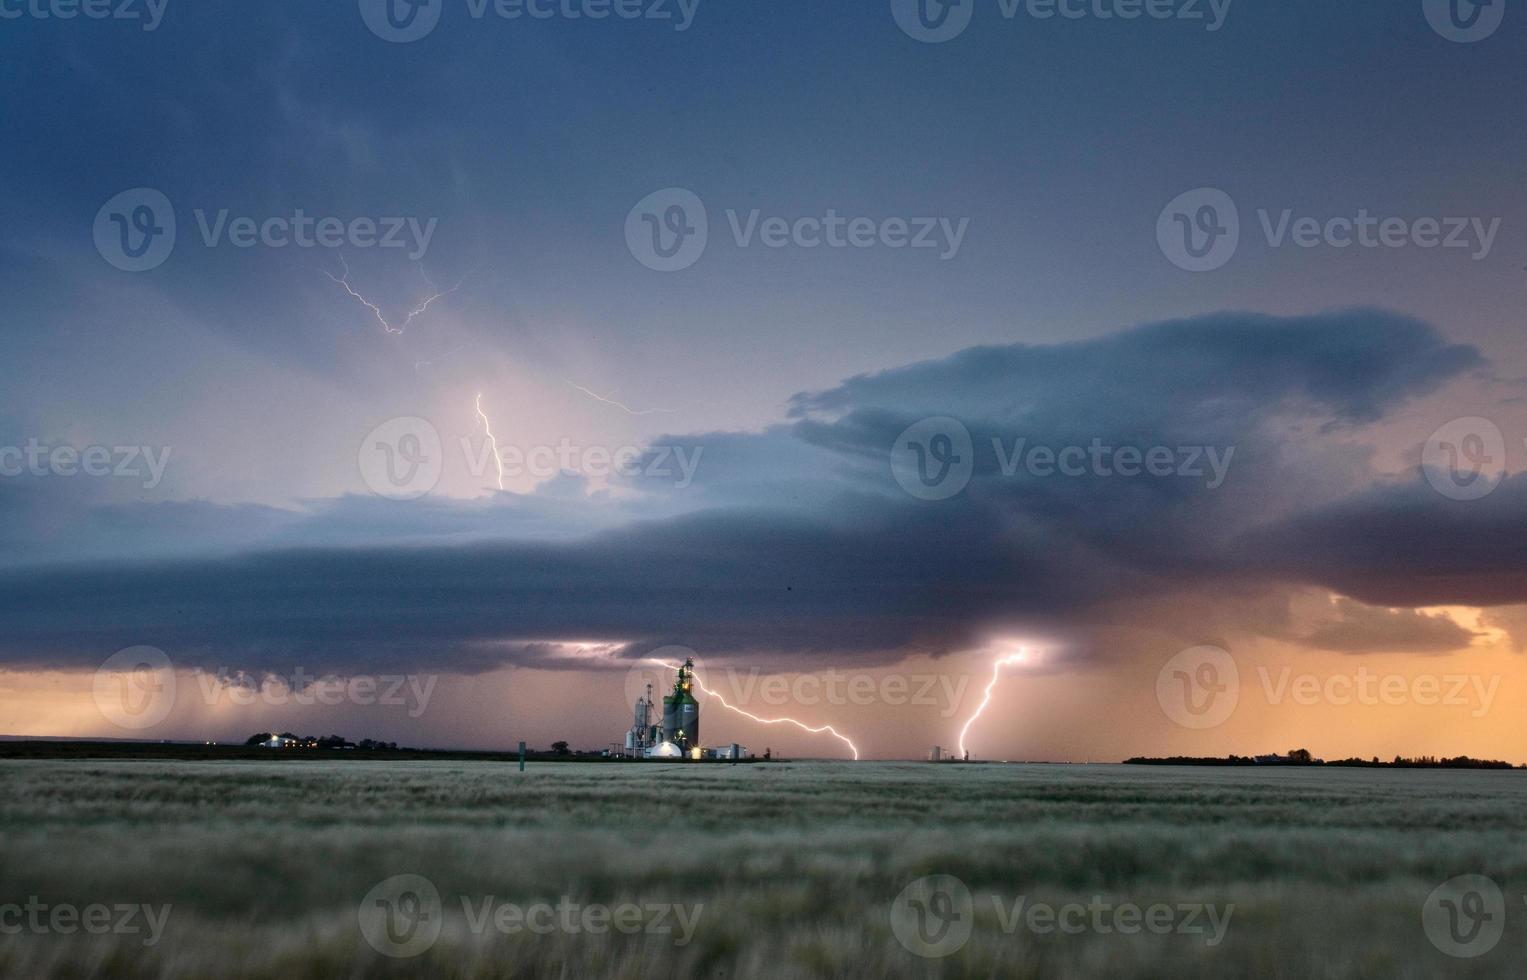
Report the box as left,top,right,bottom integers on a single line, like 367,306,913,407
3,759,1525,978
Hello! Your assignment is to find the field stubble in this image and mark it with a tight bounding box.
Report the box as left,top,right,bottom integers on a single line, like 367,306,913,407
1,760,1524,978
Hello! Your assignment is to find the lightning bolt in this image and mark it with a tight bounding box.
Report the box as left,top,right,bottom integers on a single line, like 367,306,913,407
414,343,468,376
646,659,860,760
474,392,506,491
567,382,676,417
956,650,1026,760
322,255,468,335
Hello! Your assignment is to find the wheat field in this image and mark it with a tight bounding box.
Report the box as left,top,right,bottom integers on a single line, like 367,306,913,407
2,759,1524,978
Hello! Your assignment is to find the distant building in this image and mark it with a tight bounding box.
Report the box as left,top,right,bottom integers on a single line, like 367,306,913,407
625,659,704,760
262,735,298,749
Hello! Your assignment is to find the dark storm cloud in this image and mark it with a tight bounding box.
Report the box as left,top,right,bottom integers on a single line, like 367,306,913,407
0,506,1044,673
0,310,1512,674
1237,475,1527,608
788,310,1480,428
1294,598,1481,654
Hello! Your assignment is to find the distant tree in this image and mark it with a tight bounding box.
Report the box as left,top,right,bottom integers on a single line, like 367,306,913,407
551,740,571,755
1287,748,1313,764
245,733,272,746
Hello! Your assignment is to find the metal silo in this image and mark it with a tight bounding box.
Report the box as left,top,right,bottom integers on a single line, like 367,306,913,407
676,697,699,749
662,694,680,743
656,656,700,751
634,684,653,730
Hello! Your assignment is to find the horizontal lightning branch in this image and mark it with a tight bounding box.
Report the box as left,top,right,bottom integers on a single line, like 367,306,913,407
647,659,860,760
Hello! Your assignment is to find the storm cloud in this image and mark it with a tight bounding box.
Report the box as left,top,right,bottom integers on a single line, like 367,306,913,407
0,309,1512,675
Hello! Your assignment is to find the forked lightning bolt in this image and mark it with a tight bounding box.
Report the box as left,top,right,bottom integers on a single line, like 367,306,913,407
647,659,860,760
566,382,675,417
957,650,1026,759
322,255,467,335
475,392,506,491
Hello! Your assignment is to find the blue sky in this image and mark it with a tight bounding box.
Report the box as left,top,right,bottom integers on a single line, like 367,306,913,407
4,1,1523,499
